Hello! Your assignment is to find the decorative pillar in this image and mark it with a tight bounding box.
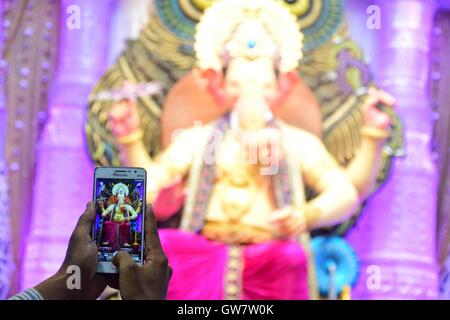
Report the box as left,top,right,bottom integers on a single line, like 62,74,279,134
430,9,450,298
2,0,60,295
347,0,439,299
0,0,13,299
21,0,114,290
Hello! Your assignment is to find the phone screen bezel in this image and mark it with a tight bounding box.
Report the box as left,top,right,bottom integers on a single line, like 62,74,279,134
93,166,147,274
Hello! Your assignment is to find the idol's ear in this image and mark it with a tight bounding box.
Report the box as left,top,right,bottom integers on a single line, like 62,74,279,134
269,71,300,111
161,70,229,148
272,73,323,138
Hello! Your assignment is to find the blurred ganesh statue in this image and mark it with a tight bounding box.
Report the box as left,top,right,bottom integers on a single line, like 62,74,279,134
86,0,403,299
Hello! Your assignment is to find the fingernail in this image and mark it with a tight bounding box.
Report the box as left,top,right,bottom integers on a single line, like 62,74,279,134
113,251,119,257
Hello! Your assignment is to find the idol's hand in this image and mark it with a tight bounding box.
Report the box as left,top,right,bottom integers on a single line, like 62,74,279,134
108,98,141,139
97,199,104,209
270,206,308,237
362,87,396,133
34,203,107,299
110,206,172,300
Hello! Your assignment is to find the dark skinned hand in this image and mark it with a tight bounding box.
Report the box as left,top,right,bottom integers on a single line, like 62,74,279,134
34,203,107,299
108,205,172,300
34,203,172,300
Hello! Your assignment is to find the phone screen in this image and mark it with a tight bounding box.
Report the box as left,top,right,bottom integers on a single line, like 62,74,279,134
93,177,145,265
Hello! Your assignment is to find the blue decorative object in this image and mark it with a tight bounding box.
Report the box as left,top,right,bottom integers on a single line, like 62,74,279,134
247,40,256,49
311,235,359,297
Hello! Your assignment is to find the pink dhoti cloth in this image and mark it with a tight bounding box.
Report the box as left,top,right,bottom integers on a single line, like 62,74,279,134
159,229,309,300
102,221,131,252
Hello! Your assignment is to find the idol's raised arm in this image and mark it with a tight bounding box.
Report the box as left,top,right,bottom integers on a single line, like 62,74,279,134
109,99,196,203
294,129,360,230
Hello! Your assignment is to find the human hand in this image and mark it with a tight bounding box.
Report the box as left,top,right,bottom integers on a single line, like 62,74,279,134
34,203,107,299
362,87,396,133
269,206,308,237
108,98,141,139
109,206,172,300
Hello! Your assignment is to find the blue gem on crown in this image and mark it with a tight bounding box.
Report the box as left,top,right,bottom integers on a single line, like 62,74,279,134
247,40,256,49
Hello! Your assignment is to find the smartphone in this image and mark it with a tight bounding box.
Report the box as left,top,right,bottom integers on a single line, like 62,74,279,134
92,167,147,273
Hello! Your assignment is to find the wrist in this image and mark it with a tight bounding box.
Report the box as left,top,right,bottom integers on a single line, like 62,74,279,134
34,270,73,300
303,204,321,231
361,126,390,140
116,129,144,145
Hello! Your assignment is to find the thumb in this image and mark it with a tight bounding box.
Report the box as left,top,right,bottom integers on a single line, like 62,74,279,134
112,251,140,282
74,202,96,237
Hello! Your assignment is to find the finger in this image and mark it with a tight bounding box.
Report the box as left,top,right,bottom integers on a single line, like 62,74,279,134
144,205,164,259
275,223,294,237
287,218,306,235
377,91,396,106
86,274,108,300
112,251,140,283
278,219,300,236
75,202,96,237
163,265,173,299
363,95,379,109
122,80,133,89
367,86,379,96
103,274,120,291
269,208,292,223
109,102,127,119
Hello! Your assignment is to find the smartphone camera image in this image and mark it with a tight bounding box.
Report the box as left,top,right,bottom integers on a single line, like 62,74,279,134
93,167,146,273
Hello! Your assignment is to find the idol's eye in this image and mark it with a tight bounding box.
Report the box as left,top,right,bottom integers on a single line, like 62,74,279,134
191,0,214,11
280,0,310,17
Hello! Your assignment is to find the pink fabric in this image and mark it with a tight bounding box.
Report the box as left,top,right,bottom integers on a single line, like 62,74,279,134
159,229,309,300
103,221,131,251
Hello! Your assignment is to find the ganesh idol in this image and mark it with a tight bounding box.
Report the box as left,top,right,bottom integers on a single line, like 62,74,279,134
106,0,395,299
99,183,141,251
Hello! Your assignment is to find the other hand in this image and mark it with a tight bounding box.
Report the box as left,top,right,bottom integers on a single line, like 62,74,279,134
362,87,396,132
34,203,107,299
108,98,141,138
269,206,308,237
109,206,172,300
